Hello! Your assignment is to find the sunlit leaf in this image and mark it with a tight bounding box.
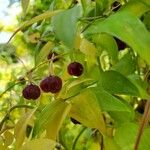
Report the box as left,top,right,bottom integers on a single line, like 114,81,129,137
80,38,96,56
14,108,37,149
20,138,56,150
84,11,150,65
3,131,14,146
69,89,106,135
121,0,150,17
52,6,82,48
33,99,71,140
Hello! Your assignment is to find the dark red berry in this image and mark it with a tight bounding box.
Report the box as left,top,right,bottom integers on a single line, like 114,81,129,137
47,52,59,62
70,118,81,124
114,37,127,50
67,62,83,76
40,75,62,93
22,84,41,100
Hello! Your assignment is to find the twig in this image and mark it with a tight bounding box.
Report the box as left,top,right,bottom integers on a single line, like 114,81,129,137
134,70,150,150
0,105,34,132
72,127,87,150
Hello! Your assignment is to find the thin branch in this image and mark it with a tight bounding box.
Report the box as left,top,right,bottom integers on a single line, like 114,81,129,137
0,105,34,132
134,70,150,150
72,127,87,150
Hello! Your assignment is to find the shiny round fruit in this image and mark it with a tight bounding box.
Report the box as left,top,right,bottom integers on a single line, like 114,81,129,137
22,84,41,100
67,62,83,76
40,75,62,93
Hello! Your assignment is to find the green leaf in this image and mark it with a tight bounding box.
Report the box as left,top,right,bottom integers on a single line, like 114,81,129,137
114,123,150,150
128,74,149,99
93,88,132,112
121,0,150,17
21,0,30,14
92,33,118,64
84,11,150,65
22,10,62,28
104,136,120,150
69,89,106,135
14,108,37,149
111,52,136,76
139,128,150,150
114,123,138,150
33,99,71,140
52,6,82,48
35,41,55,65
20,138,56,150
100,70,139,96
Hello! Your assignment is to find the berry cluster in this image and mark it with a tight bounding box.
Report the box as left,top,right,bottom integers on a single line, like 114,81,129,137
22,52,84,100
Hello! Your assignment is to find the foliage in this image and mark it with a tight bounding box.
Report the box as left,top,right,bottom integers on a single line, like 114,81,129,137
0,0,150,149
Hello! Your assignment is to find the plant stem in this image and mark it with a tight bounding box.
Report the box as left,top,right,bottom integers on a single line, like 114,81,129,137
0,105,34,132
134,70,150,150
72,127,87,150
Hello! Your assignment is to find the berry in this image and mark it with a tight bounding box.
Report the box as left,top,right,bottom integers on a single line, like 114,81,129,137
70,118,81,124
22,84,41,100
47,52,59,62
67,62,83,76
114,37,127,50
40,75,62,93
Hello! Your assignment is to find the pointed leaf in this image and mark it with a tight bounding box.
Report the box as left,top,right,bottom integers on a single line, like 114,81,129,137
121,0,150,17
20,138,56,150
14,108,37,149
84,11,150,65
92,33,118,64
69,89,106,135
52,6,82,48
33,99,71,140
100,70,139,96
111,53,136,76
93,87,133,112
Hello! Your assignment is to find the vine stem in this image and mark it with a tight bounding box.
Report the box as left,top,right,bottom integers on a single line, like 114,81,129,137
72,127,87,150
0,105,34,132
134,101,150,150
134,70,150,150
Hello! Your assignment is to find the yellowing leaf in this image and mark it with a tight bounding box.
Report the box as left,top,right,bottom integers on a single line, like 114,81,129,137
80,38,96,56
28,32,40,43
33,100,71,140
14,108,37,149
0,144,7,150
36,41,55,65
20,138,56,150
3,131,14,146
74,34,82,49
70,89,106,135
